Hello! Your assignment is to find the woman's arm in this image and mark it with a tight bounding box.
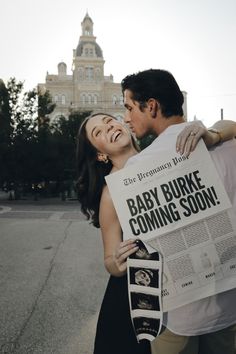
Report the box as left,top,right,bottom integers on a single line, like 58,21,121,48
176,119,236,156
99,186,138,277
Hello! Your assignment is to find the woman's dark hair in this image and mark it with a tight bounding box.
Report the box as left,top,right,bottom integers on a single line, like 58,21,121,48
121,69,184,117
76,113,139,228
76,113,113,228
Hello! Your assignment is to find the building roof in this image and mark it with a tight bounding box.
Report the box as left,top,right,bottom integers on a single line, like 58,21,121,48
75,41,103,58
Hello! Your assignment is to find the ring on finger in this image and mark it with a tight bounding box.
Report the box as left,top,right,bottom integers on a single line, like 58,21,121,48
190,131,196,136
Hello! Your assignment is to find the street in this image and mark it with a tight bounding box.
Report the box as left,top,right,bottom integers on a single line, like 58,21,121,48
0,200,109,354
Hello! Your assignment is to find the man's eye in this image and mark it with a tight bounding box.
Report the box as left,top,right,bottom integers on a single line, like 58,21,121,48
95,130,101,136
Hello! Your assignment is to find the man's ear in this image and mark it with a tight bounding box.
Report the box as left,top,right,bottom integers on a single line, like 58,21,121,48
97,152,109,164
148,99,159,118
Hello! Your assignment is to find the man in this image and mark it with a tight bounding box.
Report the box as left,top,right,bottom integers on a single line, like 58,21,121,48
121,69,236,354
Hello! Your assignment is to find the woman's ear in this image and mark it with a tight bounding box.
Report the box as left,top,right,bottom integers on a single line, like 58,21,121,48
148,99,159,118
97,152,109,164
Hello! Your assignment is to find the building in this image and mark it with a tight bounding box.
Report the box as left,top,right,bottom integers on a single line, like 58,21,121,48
38,12,187,121
38,13,125,121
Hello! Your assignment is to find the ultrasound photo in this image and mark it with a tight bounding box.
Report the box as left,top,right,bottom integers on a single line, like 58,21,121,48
131,292,160,311
129,267,159,287
133,316,161,337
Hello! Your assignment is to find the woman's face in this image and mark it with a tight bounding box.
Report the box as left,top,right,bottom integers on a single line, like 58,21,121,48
85,114,132,155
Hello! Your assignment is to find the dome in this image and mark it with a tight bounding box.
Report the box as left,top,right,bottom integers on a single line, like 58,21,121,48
76,41,103,58
58,61,66,67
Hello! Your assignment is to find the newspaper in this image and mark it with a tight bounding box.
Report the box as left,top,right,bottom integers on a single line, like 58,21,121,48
105,140,236,311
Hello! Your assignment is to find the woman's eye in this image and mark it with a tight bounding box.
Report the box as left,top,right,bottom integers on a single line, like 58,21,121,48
95,130,101,136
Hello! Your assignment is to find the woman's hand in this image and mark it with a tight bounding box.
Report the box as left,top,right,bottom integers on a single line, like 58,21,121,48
113,239,139,274
176,121,219,156
176,119,236,157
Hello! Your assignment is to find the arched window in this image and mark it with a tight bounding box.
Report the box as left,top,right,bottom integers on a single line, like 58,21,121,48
61,95,66,105
80,93,86,105
88,94,92,104
119,95,123,105
85,27,91,35
54,95,58,103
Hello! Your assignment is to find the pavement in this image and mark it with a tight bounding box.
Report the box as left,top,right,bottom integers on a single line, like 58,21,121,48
1,198,235,353
0,199,109,354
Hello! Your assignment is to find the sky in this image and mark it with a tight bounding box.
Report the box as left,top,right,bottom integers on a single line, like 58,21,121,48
1,0,236,127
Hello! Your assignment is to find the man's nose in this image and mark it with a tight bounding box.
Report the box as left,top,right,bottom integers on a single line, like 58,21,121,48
124,111,130,123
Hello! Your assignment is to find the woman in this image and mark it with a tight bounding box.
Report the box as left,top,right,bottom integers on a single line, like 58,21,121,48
76,113,236,354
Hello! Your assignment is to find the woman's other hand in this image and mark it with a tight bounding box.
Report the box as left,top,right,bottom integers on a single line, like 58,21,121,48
113,239,138,274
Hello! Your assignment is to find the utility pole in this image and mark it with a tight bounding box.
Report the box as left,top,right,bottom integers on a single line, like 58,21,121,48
220,108,224,120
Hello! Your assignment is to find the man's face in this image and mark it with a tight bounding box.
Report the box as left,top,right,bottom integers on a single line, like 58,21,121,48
123,89,152,139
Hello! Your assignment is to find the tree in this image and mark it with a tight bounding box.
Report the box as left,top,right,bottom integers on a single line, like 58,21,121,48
53,110,91,180
38,89,56,127
6,79,39,192
1,77,91,199
0,79,13,186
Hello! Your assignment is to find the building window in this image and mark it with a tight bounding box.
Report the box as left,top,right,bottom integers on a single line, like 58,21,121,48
89,48,94,56
80,93,86,105
85,27,91,35
78,68,84,80
61,95,66,105
93,94,98,105
54,95,58,103
95,68,101,80
88,94,92,104
85,67,94,81
119,95,123,105
112,95,117,105
84,48,89,56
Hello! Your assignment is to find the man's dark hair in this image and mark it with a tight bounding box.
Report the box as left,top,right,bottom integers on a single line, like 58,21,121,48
121,69,184,117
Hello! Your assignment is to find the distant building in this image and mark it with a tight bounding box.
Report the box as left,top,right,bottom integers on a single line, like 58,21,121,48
38,12,187,121
38,12,125,121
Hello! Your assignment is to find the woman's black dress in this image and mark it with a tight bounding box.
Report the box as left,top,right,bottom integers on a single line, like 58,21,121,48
93,275,151,354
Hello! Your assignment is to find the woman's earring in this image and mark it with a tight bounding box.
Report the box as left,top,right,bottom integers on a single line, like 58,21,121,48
97,153,109,164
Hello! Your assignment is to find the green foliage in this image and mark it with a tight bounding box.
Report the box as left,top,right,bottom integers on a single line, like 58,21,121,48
38,89,56,127
0,78,91,199
0,79,13,184
52,111,91,181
